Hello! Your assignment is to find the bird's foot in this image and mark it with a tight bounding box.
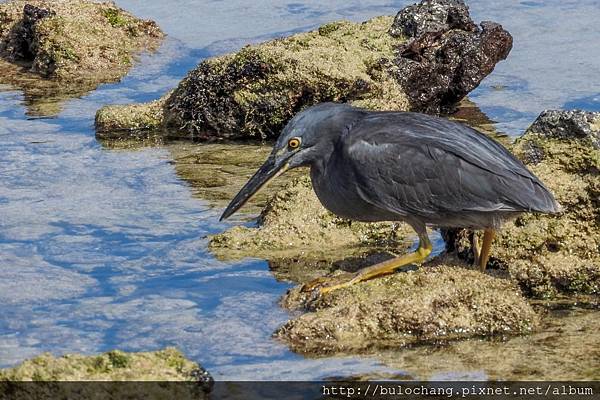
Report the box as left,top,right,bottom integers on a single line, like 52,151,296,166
300,272,357,296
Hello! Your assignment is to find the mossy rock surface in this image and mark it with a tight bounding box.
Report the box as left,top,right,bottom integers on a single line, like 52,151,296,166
96,16,409,138
0,0,163,82
164,16,408,139
0,348,209,381
277,263,538,354
96,96,168,138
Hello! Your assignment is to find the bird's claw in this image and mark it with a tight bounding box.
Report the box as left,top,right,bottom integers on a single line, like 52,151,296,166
300,273,356,296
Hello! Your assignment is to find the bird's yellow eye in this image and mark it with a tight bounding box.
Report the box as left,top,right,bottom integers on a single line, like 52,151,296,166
288,137,301,149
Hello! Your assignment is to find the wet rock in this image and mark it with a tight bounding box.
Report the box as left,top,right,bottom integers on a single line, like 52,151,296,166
0,348,212,387
0,0,163,115
95,0,511,139
276,263,538,354
209,176,412,260
390,0,512,113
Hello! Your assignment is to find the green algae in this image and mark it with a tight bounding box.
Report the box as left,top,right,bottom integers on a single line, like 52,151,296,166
0,348,206,381
277,261,538,354
95,16,409,138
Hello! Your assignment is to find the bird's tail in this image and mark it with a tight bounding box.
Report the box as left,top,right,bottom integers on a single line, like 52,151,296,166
532,182,562,214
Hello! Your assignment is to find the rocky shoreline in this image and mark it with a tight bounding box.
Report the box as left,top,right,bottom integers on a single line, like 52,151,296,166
95,0,512,140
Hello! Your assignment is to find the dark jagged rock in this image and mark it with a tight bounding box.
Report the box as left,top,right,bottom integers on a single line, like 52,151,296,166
3,4,55,63
390,0,512,113
525,110,600,150
389,0,476,38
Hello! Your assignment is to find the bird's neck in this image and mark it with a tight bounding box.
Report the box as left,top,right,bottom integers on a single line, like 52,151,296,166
308,138,339,180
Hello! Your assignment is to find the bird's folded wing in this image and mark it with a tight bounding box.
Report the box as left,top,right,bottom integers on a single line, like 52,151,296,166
344,125,552,216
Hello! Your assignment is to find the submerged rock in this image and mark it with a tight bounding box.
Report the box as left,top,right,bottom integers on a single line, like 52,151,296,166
209,176,412,260
95,0,511,139
353,305,600,380
0,348,212,385
277,263,538,354
0,0,163,115
390,0,512,113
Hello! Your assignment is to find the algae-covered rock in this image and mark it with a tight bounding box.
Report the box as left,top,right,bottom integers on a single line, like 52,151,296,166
209,175,412,260
276,263,538,354
0,349,212,398
0,0,163,116
444,110,599,298
97,15,408,139
95,0,511,139
0,0,163,80
525,109,600,149
96,97,168,139
0,348,211,383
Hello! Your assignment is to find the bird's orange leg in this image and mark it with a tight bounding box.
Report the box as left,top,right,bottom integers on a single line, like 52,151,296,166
478,229,496,271
471,231,481,267
302,233,432,295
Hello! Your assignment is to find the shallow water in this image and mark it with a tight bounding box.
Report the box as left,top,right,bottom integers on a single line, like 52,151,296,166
0,0,599,380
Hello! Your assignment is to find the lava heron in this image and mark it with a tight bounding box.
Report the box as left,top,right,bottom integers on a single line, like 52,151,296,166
221,103,559,294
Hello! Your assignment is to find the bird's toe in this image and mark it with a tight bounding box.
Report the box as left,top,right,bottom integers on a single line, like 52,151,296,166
300,272,356,295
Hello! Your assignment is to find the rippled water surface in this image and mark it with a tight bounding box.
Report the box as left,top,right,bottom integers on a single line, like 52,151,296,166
0,0,599,379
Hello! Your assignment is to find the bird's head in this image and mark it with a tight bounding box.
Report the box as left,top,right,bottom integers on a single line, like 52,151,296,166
220,102,363,220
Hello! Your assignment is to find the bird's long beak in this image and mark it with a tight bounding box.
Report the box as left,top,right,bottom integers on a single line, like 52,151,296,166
220,154,291,220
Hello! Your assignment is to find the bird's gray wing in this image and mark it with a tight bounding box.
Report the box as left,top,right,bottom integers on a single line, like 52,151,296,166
342,113,557,217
